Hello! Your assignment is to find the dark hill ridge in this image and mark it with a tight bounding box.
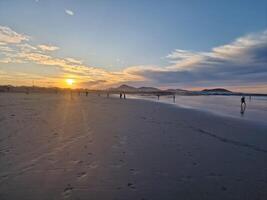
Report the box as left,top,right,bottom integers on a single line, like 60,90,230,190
110,85,234,94
137,87,161,92
202,88,232,93
165,88,189,93
109,85,161,92
115,84,137,92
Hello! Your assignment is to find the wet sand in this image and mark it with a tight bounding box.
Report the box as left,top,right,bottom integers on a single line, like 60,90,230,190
0,93,267,200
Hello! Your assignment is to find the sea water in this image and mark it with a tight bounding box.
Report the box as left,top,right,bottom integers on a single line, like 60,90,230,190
127,94,267,125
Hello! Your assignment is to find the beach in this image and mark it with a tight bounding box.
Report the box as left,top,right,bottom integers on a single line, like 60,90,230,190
0,93,267,200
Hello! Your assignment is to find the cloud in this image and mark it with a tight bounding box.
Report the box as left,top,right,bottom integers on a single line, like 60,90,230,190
79,80,107,88
38,44,59,51
125,30,267,90
65,57,82,65
65,9,74,16
0,26,143,88
0,25,29,44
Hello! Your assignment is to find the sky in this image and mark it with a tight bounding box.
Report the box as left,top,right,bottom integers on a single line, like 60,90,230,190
0,0,267,92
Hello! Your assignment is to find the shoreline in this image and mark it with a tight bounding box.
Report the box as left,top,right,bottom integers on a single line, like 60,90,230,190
124,94,267,126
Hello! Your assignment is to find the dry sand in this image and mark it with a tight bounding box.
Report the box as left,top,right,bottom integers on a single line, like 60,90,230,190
0,93,267,200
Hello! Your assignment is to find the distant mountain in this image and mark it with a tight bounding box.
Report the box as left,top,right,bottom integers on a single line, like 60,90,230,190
165,88,189,94
110,85,161,92
202,88,232,93
116,84,137,92
137,87,161,92
109,85,235,95
108,84,137,92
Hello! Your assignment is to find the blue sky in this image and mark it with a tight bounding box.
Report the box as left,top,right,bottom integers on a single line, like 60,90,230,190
0,0,267,91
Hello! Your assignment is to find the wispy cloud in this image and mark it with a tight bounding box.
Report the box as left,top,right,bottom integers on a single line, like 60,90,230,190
65,57,83,65
0,26,29,44
65,9,74,16
38,44,59,51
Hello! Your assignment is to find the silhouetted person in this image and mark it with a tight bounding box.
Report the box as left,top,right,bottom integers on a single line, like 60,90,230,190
120,93,122,99
123,93,126,99
240,96,246,115
107,92,109,98
173,94,176,103
86,91,88,96
157,94,160,100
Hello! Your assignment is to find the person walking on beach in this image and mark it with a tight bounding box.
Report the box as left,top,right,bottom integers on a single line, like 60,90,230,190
157,94,160,100
123,93,126,99
240,96,246,114
120,93,122,99
173,94,176,103
85,91,88,96
107,92,109,98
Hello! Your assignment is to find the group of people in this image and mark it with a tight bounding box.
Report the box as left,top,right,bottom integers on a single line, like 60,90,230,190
119,92,126,99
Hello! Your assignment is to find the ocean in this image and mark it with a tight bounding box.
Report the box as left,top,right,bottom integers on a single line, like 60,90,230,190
127,94,267,125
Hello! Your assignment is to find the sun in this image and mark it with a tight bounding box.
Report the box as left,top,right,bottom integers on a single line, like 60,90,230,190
65,79,75,86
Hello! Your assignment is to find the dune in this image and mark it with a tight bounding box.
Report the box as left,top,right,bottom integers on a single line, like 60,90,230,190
0,93,266,200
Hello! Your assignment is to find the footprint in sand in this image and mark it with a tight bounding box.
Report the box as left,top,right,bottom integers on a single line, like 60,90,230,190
127,182,136,189
70,160,84,165
88,161,98,169
77,172,87,180
62,184,73,198
77,160,83,164
129,168,140,175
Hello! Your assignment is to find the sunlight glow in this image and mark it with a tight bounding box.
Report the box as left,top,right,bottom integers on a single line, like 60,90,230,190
65,79,75,86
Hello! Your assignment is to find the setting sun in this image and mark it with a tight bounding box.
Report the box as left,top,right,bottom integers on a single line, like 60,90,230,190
65,79,75,86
